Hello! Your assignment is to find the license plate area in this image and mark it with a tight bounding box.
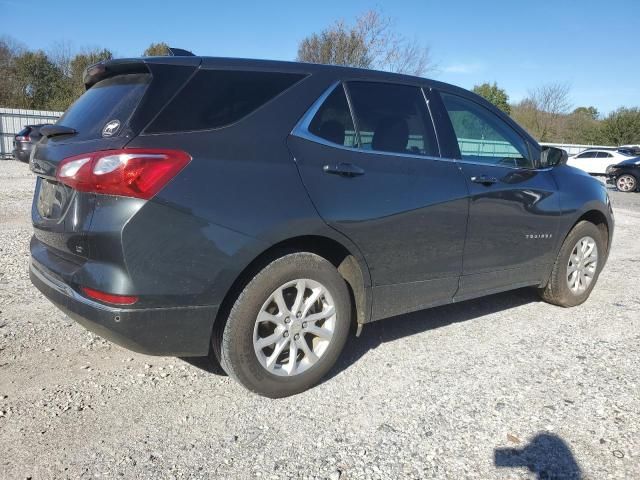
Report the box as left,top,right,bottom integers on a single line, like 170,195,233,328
36,178,72,221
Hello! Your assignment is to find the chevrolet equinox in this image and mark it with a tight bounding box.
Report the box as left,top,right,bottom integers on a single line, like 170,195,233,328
29,54,614,397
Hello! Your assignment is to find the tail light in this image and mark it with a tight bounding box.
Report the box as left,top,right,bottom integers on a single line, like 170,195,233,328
56,149,191,199
81,287,138,305
15,135,30,142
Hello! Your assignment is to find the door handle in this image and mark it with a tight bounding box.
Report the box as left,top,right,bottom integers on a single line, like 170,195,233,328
470,175,498,186
323,162,365,177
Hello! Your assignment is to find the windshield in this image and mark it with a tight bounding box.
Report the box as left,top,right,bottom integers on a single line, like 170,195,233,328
57,73,150,141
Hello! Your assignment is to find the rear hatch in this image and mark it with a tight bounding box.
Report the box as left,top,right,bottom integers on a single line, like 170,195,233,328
31,58,200,260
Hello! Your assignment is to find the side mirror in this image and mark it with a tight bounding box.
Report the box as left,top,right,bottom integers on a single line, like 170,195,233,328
540,146,568,168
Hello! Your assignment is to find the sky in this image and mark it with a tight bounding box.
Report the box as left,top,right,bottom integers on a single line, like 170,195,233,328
2,0,638,114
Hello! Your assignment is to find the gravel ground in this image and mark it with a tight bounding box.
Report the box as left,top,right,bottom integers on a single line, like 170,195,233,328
1,159,639,480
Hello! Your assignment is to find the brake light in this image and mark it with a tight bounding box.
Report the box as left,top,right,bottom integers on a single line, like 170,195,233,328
82,287,138,305
15,135,30,142
56,149,191,199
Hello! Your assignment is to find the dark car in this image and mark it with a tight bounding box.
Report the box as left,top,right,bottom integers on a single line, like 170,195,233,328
617,146,640,156
12,125,48,163
606,157,640,192
29,55,614,397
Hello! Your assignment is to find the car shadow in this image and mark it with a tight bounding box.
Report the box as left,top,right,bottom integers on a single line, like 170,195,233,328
180,349,226,375
326,287,540,380
495,433,583,479
182,287,541,379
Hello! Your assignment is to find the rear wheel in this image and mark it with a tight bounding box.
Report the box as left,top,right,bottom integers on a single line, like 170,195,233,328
616,174,637,192
213,252,351,398
539,221,606,307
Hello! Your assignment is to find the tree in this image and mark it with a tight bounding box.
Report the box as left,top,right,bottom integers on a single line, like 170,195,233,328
143,42,170,56
64,48,114,104
598,107,640,145
297,9,433,76
297,22,370,69
510,83,571,141
12,50,66,110
48,40,75,77
472,82,511,114
562,109,600,144
0,38,114,110
0,36,26,107
44,45,113,109
573,106,599,120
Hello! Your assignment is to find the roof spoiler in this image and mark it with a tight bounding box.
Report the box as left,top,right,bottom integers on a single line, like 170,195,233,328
168,47,195,56
83,59,150,88
83,53,200,88
40,124,77,138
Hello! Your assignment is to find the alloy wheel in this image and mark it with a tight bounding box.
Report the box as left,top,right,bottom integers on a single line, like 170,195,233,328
616,175,636,192
253,279,336,376
566,236,598,294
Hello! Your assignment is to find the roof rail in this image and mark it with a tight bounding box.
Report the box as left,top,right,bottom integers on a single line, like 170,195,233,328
168,47,195,57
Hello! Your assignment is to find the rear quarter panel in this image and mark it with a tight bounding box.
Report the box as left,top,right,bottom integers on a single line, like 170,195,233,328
121,71,371,309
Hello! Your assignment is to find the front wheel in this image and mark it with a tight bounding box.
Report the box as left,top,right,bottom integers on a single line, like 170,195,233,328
539,221,606,307
213,252,351,398
616,174,637,192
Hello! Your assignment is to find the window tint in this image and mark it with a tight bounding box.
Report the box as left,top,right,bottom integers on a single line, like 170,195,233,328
577,151,596,158
346,82,438,156
58,74,150,141
308,86,357,147
596,151,612,158
148,70,305,133
441,93,532,168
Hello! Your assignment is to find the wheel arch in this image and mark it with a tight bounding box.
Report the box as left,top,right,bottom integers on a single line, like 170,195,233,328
213,234,371,335
574,209,610,252
541,205,613,290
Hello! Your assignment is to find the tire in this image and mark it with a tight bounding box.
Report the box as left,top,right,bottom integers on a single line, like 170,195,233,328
539,221,606,307
616,174,637,193
213,252,351,398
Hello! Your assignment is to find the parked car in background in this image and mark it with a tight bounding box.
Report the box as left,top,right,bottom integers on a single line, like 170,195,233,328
566,148,635,175
12,125,48,163
606,157,640,192
29,55,614,397
618,145,640,156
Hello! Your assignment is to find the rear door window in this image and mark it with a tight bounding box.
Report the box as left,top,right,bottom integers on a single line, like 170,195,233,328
147,70,306,133
308,86,357,147
58,74,150,141
346,82,439,157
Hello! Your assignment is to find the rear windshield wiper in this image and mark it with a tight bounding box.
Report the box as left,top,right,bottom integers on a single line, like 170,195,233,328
40,124,78,138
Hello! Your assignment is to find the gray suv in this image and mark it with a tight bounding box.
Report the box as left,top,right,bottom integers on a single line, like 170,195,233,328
29,55,613,397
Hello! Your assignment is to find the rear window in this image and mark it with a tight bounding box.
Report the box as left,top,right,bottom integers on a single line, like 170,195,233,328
16,127,31,137
308,86,357,147
146,70,306,133
57,74,150,141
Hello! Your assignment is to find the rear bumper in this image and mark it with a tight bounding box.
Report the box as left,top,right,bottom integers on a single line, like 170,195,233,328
12,149,29,162
30,259,217,356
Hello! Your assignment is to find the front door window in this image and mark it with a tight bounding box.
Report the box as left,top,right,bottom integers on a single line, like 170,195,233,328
441,93,533,169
